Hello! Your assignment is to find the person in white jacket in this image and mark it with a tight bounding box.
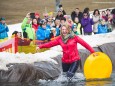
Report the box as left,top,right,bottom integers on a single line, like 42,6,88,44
92,9,100,34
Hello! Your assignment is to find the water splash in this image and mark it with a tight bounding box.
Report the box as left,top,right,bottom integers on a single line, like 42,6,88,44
38,72,85,85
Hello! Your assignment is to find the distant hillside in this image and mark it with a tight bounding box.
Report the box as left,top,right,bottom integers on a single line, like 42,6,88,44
0,0,115,24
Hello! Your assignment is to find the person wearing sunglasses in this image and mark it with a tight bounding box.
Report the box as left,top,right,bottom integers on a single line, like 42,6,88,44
81,12,94,35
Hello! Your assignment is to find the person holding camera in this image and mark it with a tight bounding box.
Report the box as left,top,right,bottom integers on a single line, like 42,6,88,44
21,13,35,40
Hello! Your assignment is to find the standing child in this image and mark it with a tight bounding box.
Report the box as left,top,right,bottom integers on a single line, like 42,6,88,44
73,17,81,35
97,19,108,34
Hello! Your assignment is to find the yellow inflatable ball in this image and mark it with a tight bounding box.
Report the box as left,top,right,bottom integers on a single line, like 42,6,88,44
84,52,112,80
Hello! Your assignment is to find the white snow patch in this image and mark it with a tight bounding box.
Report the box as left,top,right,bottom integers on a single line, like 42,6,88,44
0,50,62,70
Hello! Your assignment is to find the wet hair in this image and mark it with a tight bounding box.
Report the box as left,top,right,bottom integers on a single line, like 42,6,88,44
93,9,100,15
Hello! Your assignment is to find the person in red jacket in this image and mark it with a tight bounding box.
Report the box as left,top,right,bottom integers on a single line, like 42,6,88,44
36,24,95,79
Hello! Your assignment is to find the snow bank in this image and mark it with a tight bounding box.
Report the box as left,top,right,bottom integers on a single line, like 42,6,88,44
0,50,62,70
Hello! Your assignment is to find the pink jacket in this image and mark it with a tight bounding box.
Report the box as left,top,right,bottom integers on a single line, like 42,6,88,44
39,35,95,63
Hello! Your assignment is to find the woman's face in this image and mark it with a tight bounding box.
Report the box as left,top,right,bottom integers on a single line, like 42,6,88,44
61,26,69,36
83,13,88,18
102,11,105,16
75,17,79,23
55,19,60,25
106,10,111,15
32,19,37,24
95,11,99,15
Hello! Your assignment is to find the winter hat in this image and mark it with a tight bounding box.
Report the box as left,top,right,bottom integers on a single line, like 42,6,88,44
0,17,5,21
39,19,47,25
35,13,39,16
72,23,77,29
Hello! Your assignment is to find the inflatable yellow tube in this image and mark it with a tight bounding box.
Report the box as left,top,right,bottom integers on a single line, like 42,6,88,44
84,52,112,80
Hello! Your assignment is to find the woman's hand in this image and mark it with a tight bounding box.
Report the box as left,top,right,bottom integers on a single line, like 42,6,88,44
93,53,98,57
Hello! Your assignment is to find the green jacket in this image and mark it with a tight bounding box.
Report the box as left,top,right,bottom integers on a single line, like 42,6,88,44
21,18,35,40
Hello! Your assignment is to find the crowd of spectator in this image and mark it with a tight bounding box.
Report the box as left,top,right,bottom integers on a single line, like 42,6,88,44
0,5,115,42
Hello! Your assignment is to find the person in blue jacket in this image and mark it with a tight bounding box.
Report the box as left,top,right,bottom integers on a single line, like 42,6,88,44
36,19,51,41
0,17,9,39
97,19,108,34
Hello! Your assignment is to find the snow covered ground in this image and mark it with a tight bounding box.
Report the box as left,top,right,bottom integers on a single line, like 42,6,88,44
0,50,62,70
